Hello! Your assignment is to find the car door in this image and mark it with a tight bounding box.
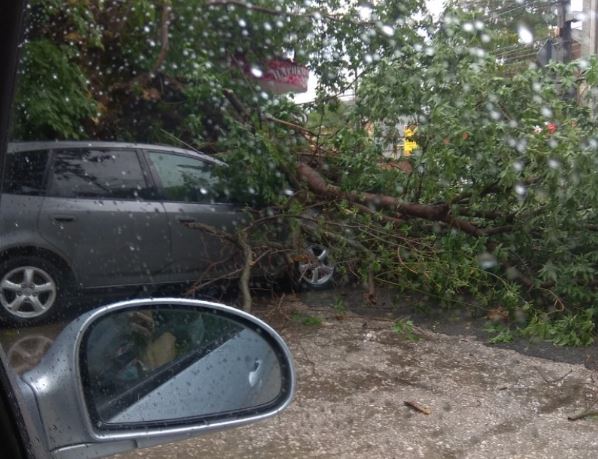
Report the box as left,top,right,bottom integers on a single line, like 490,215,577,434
0,148,49,250
143,150,245,283
38,147,172,288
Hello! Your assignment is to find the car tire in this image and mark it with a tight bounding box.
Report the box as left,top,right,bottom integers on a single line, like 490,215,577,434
296,244,336,290
0,256,68,326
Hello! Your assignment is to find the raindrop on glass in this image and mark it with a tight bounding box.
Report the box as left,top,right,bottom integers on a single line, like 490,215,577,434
517,24,533,45
381,25,394,37
477,253,497,270
541,107,553,118
250,66,263,78
514,183,527,196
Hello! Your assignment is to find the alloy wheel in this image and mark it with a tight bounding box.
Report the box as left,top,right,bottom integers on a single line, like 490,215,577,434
0,266,57,319
298,244,335,287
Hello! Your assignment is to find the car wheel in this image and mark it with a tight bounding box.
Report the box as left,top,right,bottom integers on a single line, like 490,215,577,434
0,256,66,325
297,244,335,290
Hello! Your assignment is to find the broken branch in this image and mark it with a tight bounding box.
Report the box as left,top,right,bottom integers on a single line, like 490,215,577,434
404,400,431,415
568,409,598,421
297,162,483,236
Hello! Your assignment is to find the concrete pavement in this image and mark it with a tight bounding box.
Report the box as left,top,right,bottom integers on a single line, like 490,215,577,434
115,298,598,458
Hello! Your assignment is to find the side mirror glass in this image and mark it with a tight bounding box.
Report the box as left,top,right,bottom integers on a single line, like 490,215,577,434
80,303,292,430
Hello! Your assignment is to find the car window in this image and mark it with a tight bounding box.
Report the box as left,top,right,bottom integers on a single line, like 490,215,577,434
3,150,48,195
146,151,222,203
49,149,149,200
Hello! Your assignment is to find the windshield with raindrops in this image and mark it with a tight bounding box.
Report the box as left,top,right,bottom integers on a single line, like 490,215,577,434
2,0,598,457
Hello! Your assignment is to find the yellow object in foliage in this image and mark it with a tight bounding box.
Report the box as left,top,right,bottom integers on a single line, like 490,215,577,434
403,140,418,156
403,126,418,156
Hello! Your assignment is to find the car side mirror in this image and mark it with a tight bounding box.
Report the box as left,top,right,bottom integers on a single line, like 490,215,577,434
17,298,295,459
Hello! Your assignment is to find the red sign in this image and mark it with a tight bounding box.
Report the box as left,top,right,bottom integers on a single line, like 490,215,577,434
245,58,309,94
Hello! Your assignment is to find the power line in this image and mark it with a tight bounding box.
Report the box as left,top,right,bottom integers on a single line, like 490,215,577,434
494,40,539,53
495,42,544,58
459,0,559,15
493,1,559,18
457,0,559,21
504,51,541,60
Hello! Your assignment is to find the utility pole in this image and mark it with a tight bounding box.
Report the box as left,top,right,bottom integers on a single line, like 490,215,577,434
583,0,598,57
556,0,577,101
558,0,573,62
581,1,598,110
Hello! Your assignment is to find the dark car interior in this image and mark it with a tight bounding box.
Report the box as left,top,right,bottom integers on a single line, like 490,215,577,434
0,1,32,457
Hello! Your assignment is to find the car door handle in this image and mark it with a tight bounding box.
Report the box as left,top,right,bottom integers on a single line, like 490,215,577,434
176,216,196,224
52,215,76,223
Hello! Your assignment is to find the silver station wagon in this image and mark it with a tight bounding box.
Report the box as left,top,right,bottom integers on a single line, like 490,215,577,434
0,141,336,325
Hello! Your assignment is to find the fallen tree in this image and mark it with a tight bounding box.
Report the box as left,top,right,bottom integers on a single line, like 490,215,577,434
15,0,598,345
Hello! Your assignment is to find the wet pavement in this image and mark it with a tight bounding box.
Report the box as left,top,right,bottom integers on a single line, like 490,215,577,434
0,283,238,374
114,290,598,459
301,287,598,372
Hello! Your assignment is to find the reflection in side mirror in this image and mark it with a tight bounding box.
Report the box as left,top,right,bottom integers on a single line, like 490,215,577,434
15,298,295,459
81,306,288,428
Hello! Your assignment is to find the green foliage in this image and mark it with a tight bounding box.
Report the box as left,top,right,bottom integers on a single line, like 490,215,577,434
484,322,514,344
215,124,288,205
14,40,97,139
392,319,420,342
291,312,323,327
333,297,347,316
13,0,598,345
340,10,598,344
522,312,596,347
